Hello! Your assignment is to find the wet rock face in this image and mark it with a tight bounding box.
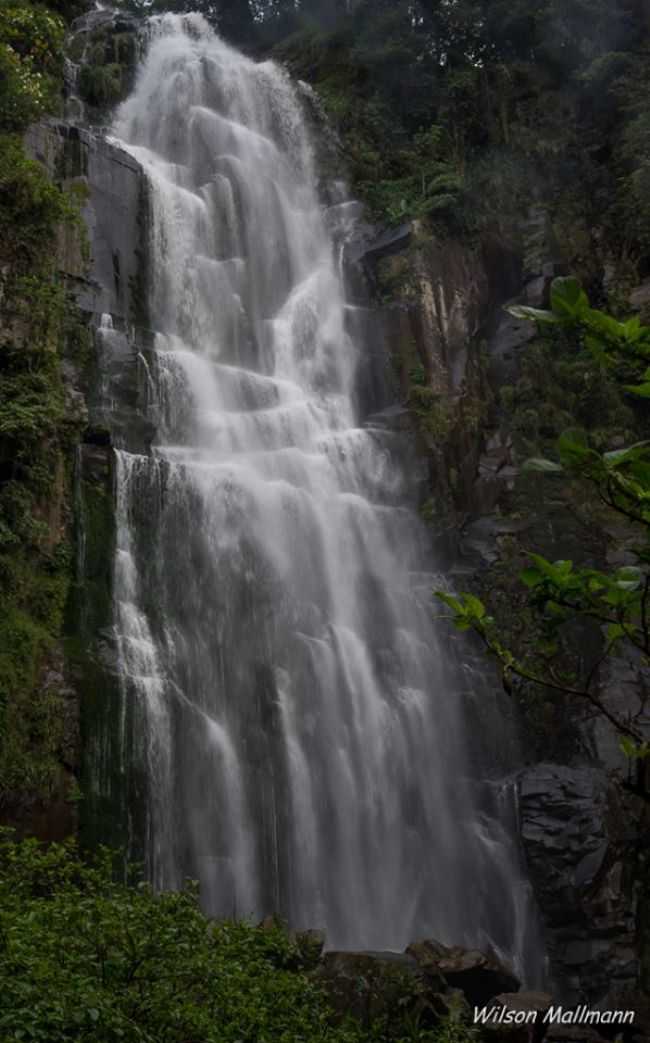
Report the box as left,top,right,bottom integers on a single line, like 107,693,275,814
349,224,502,536
21,25,152,843
24,121,146,325
519,764,639,1006
1,647,80,842
26,118,152,452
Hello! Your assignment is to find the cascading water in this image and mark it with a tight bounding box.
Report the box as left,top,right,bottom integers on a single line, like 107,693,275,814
103,12,541,975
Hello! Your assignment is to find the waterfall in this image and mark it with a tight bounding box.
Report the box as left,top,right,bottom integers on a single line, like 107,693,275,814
104,12,540,974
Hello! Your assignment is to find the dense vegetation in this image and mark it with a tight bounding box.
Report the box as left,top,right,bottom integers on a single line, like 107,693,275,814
0,833,477,1043
208,0,650,282
0,1,87,809
438,279,650,777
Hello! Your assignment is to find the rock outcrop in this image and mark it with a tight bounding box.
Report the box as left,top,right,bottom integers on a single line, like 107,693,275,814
406,939,521,1005
20,8,151,848
519,764,640,1006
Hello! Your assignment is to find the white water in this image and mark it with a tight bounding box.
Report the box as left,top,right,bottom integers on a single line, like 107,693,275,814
105,12,540,974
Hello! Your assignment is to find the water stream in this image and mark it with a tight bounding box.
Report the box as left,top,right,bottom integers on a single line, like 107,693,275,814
103,12,540,974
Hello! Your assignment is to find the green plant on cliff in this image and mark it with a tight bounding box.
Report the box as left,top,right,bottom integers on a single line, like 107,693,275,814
436,278,650,780
0,3,64,128
0,2,86,807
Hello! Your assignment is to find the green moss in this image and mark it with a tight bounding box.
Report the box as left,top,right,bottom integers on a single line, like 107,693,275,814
376,251,418,302
0,555,71,798
0,8,88,812
410,386,454,440
75,25,138,112
73,463,115,640
78,62,125,108
112,30,137,67
62,449,132,854
505,334,637,461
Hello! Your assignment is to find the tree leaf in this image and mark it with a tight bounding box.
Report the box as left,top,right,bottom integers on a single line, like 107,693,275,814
505,303,560,324
624,381,650,398
584,307,626,340
603,441,650,468
522,457,564,473
607,623,626,642
557,428,598,468
435,590,464,615
461,593,486,620
520,567,542,588
614,565,643,591
550,276,589,318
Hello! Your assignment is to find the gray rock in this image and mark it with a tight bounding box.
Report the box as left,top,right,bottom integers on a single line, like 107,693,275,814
487,309,537,386
629,279,650,315
518,764,639,1005
481,992,552,1042
491,991,552,1012
524,276,549,308
349,222,412,266
406,939,520,1005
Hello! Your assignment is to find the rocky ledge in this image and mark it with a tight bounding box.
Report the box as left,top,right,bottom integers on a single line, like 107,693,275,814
265,925,648,1043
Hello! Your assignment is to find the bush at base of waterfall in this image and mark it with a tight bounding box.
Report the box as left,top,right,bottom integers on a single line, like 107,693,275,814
0,833,484,1043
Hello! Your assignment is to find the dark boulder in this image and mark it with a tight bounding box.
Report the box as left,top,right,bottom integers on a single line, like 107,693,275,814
347,222,412,267
518,764,638,1005
406,939,520,1005
481,992,552,1043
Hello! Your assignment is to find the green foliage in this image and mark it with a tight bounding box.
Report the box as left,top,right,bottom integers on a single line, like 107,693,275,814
264,0,650,266
78,63,125,109
74,29,139,111
0,560,70,794
0,138,76,257
357,127,464,227
409,386,454,441
0,4,64,128
0,4,87,805
437,279,650,764
508,277,650,371
0,835,470,1043
0,837,336,1043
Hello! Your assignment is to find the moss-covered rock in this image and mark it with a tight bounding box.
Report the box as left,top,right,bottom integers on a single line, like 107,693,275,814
71,16,139,116
0,9,90,829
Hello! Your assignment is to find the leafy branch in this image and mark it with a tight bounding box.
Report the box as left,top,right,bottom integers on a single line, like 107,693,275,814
435,277,650,769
